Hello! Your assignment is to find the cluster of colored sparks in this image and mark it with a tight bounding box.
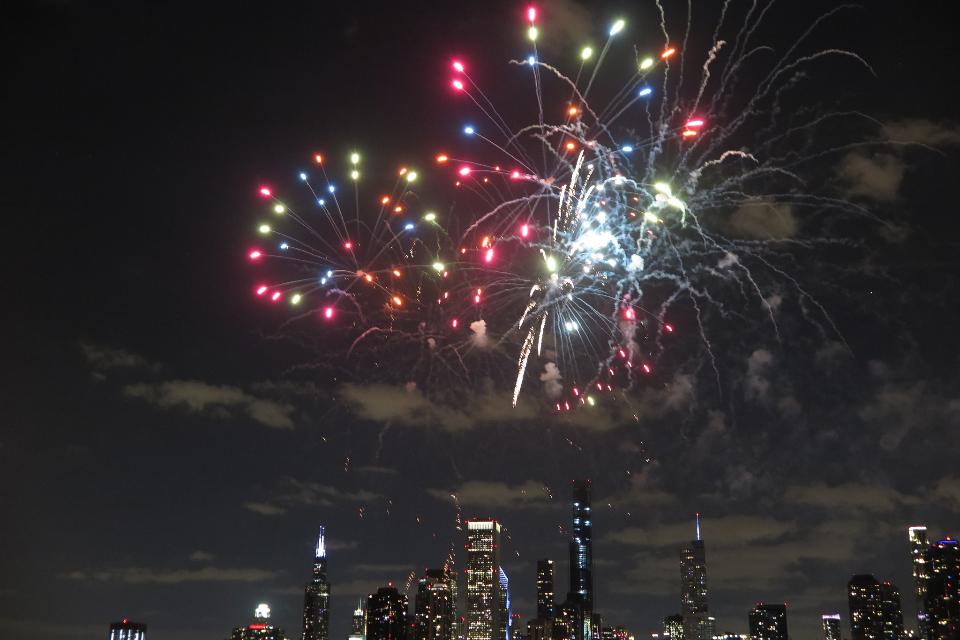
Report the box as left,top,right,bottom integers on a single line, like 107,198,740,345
242,3,852,413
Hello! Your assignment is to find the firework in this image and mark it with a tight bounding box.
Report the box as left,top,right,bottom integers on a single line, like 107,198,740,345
245,3,873,411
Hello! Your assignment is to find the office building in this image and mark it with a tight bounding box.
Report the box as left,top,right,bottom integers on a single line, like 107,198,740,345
748,604,787,640
109,619,146,640
467,520,507,640
909,527,930,639
926,538,960,640
821,614,841,640
537,560,556,620
229,604,287,640
349,601,366,640
303,528,331,640
681,515,710,640
416,568,457,640
663,615,684,640
848,575,904,640
367,584,408,640
568,480,594,611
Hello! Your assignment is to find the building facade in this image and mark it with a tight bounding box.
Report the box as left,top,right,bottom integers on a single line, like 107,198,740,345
229,604,287,640
349,601,366,640
109,619,146,640
926,538,960,640
681,515,709,640
821,614,842,640
537,559,556,620
748,604,787,640
910,526,931,639
663,615,684,640
848,574,904,640
367,584,408,640
303,528,331,640
416,568,457,640
467,520,507,640
568,480,594,612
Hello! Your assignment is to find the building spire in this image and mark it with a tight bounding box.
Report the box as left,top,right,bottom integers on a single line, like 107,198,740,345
316,526,326,559
695,512,701,541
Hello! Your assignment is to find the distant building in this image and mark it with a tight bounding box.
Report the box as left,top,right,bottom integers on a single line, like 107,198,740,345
229,604,287,640
537,560,556,619
822,614,842,640
367,584,408,640
349,601,366,640
664,615,685,640
110,619,146,640
909,527,930,639
303,528,331,640
416,568,457,640
925,538,960,640
466,520,507,640
848,575,904,640
568,480,594,611
748,604,787,640
681,515,711,640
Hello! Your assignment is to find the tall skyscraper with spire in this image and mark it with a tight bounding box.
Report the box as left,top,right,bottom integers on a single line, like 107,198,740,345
680,514,709,640
568,480,594,612
302,528,331,640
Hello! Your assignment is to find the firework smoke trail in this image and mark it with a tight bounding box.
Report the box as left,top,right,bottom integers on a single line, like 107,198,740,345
243,1,879,413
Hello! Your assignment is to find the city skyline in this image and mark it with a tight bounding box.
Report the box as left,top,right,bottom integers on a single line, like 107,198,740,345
5,2,959,640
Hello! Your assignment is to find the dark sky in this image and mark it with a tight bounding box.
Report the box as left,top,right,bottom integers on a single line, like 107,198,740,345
3,1,959,640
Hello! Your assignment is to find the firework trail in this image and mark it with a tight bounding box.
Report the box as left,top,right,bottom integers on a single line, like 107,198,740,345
244,1,874,412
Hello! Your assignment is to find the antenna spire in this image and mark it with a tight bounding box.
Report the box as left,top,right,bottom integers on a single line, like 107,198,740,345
695,512,701,541
316,526,326,558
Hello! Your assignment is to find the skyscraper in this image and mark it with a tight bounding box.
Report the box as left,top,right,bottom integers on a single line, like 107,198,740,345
109,619,146,640
848,575,904,640
663,615,685,640
303,528,331,640
822,614,842,640
367,584,409,640
681,514,709,640
747,604,787,640
909,526,930,639
925,538,960,640
230,604,287,640
349,601,366,640
568,480,594,611
500,567,512,640
467,519,506,640
416,568,457,640
537,560,556,620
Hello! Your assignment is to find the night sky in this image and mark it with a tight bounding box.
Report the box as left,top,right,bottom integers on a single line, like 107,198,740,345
3,2,960,640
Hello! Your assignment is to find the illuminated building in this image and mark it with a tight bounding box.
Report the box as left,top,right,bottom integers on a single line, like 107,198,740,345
821,614,842,640
416,568,457,640
537,559,556,619
848,575,904,640
747,604,787,640
925,538,960,640
349,601,366,640
500,567,512,640
367,584,409,640
663,615,685,640
302,528,331,640
909,527,930,639
553,603,578,640
681,515,710,640
109,619,146,640
568,480,594,611
229,604,287,640
466,519,506,640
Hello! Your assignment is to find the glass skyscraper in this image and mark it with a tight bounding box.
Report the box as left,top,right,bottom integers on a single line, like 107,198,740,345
302,527,331,640
467,519,507,640
568,480,593,611
910,526,931,638
680,515,709,640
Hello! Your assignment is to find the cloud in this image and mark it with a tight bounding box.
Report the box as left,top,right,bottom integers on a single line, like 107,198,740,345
244,477,383,517
783,483,920,513
469,319,490,348
189,550,215,562
605,515,795,548
745,349,774,400
540,363,564,398
81,343,154,372
64,566,278,584
339,383,538,431
884,119,960,146
727,199,798,239
839,152,904,201
243,501,287,516
123,380,295,429
429,480,556,510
